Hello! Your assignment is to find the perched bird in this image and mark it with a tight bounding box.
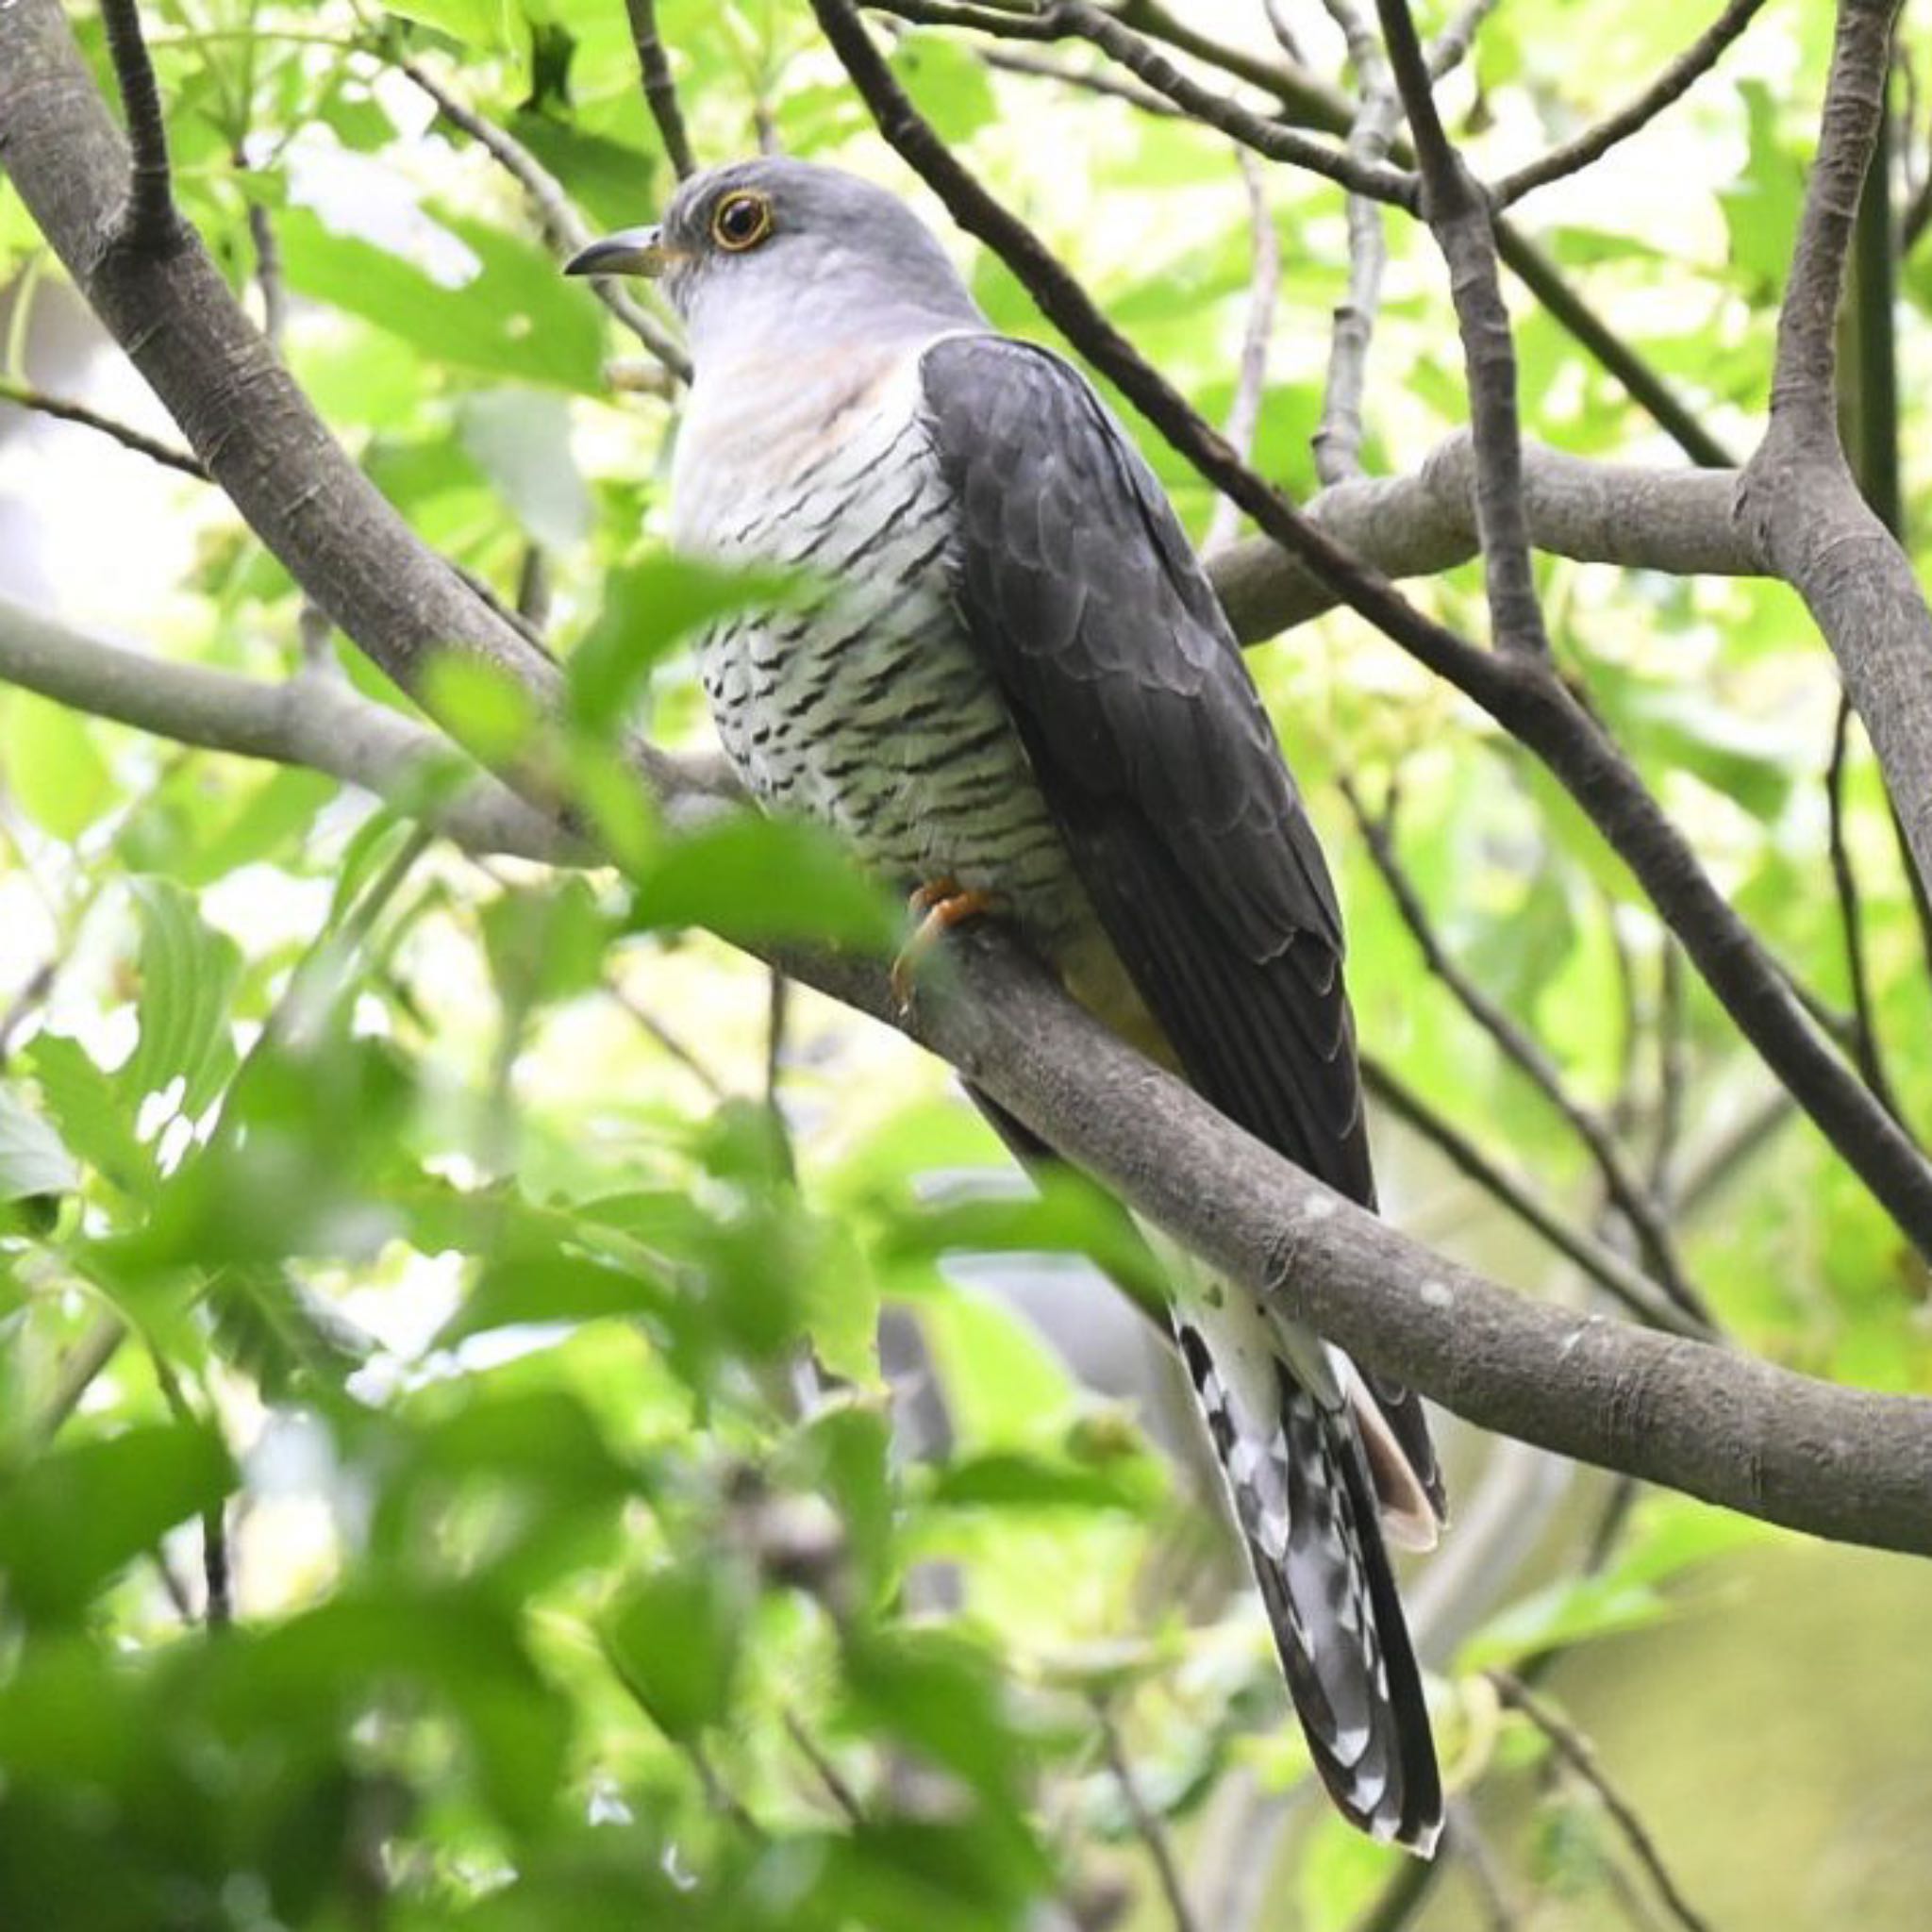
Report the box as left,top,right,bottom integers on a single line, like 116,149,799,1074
566,158,1444,1854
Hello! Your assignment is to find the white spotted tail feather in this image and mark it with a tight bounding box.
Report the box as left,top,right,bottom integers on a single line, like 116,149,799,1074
1176,1303,1444,1857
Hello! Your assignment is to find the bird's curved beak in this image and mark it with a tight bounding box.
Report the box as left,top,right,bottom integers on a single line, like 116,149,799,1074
563,225,681,279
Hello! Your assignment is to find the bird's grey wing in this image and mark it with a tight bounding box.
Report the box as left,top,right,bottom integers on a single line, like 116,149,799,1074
919,333,1366,1201
919,334,1442,1521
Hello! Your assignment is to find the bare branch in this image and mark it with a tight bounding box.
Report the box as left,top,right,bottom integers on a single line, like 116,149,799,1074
1210,433,1754,640
1826,696,1903,1121
0,597,578,861
806,0,1932,1261
400,59,690,381
1037,1,1418,208
1493,0,1768,208
1363,1055,1707,1335
0,374,207,475
1739,0,1932,913
625,0,697,180
1203,155,1275,554
1376,0,1551,658
1094,1700,1201,1932
1489,1673,1713,1932
99,0,178,252
1342,778,1707,1322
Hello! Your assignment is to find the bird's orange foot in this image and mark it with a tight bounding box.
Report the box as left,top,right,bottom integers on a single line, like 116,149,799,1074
891,879,995,1011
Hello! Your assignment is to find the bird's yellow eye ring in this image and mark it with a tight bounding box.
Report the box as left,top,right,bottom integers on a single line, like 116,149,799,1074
711,192,774,252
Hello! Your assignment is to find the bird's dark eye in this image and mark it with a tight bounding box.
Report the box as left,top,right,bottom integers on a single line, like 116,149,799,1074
711,192,773,252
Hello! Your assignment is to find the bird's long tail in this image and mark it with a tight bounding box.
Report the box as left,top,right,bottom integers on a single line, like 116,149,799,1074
1174,1284,1443,1856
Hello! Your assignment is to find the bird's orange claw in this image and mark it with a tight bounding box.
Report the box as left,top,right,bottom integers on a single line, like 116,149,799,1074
891,879,994,1010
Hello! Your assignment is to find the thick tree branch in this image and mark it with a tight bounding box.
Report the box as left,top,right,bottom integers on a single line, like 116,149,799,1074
1491,0,1767,208
1208,433,1755,641
807,0,1932,1262
0,597,574,861
9,0,1932,1563
1739,0,1932,906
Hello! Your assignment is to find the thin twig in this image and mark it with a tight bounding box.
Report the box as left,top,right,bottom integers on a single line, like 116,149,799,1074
1093,1700,1200,1932
625,0,697,179
1038,1,1419,208
1825,695,1902,1121
399,60,690,381
1312,0,1396,486
1341,777,1707,1321
202,1502,233,1628
605,979,727,1097
1204,155,1275,553
1364,1055,1707,1334
1493,0,1767,208
100,0,180,251
979,43,1177,113
1650,942,1689,1205
783,1707,864,1824
0,375,207,476
1489,1672,1713,1932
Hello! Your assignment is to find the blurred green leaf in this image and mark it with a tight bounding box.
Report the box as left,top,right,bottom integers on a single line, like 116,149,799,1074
2,691,116,841
0,1424,234,1628
604,1554,747,1744
626,810,898,952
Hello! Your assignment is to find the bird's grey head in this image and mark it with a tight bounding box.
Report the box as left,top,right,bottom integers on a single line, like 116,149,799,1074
564,158,986,370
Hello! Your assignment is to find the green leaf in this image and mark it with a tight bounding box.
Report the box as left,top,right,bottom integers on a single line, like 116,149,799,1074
277,205,605,392
124,878,242,1117
842,1626,1025,1799
625,810,898,951
890,32,996,142
24,1034,151,1198
441,1250,675,1342
385,0,514,48
0,1423,235,1628
568,554,798,731
604,1555,747,1743
0,1087,76,1204
2,691,116,842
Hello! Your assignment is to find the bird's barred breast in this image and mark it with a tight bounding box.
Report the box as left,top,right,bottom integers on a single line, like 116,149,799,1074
669,344,1097,951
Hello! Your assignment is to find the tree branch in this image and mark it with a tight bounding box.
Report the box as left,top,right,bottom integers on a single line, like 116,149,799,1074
1341,777,1707,1320
1491,0,1767,208
0,373,207,475
1037,0,1419,208
1489,1673,1713,1932
1203,155,1275,553
806,0,1932,1264
624,0,697,181
1377,0,1550,658
1208,433,1755,641
99,0,178,252
0,596,576,861
1739,0,1932,907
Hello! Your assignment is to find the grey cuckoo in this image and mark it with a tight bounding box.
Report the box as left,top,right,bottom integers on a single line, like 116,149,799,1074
567,158,1445,1855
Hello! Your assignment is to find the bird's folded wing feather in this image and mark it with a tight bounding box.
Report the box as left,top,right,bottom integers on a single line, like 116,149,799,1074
918,333,1368,1203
